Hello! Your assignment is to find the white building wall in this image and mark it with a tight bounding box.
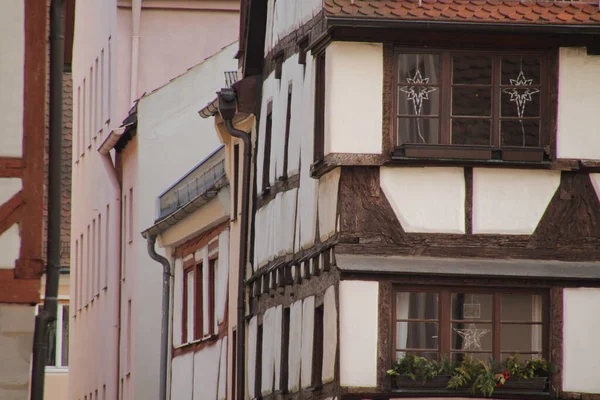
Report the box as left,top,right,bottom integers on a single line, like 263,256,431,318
300,296,315,389
472,169,560,234
264,0,322,55
339,280,378,388
380,167,465,234
322,285,337,384
0,1,24,158
563,288,600,393
288,300,303,393
170,352,193,400
325,42,383,156
557,48,600,160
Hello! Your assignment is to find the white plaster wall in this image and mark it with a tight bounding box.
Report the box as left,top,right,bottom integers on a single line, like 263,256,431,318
323,285,337,384
0,1,24,157
563,288,600,393
264,0,322,54
322,285,337,384
0,304,35,399
288,300,303,393
193,341,221,400
472,169,560,234
0,224,19,270
380,167,465,233
247,316,258,399
170,352,193,400
557,48,600,160
172,258,183,347
217,336,228,400
318,168,340,242
272,305,283,391
325,42,383,155
261,307,275,396
216,230,230,325
301,296,315,389
339,281,378,388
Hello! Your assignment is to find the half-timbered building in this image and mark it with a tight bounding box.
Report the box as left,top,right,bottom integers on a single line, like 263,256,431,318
204,0,600,399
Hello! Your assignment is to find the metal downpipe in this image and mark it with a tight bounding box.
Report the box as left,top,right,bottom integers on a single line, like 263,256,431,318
146,235,171,400
30,0,65,399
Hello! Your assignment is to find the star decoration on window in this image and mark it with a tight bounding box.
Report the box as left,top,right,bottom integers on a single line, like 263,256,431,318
454,324,490,351
400,70,437,116
502,71,540,118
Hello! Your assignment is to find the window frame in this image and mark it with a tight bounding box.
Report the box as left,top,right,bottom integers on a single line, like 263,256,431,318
392,48,552,162
391,286,549,363
36,303,70,370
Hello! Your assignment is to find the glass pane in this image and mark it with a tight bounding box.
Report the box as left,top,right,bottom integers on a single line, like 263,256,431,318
62,306,69,366
396,292,439,320
501,120,540,147
397,118,440,145
501,56,541,86
186,270,194,342
396,351,438,361
453,55,492,84
452,352,493,363
451,323,493,351
501,88,540,118
396,322,439,350
501,353,543,361
46,319,57,366
452,87,491,117
452,293,493,321
501,324,543,353
501,294,543,322
398,86,439,116
398,53,440,85
451,120,491,145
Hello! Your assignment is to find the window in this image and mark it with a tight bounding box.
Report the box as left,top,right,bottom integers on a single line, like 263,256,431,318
256,323,263,398
312,305,324,387
183,265,196,343
91,218,96,299
394,50,549,161
97,213,102,295
281,84,292,181
233,143,239,219
393,288,546,363
280,307,290,393
41,304,69,369
128,188,133,243
262,103,273,192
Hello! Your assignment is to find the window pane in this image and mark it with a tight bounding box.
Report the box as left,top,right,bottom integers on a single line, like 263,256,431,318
396,322,439,350
452,87,491,117
62,306,69,366
397,54,439,85
501,88,540,118
186,270,194,342
396,351,438,361
501,353,543,361
452,352,493,363
451,323,493,352
397,118,440,145
501,56,541,86
501,324,543,353
396,292,439,320
398,86,439,117
451,293,492,321
46,319,57,366
501,294,543,322
501,120,540,147
453,55,492,84
451,119,490,145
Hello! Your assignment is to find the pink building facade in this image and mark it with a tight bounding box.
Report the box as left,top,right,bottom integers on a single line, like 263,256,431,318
70,1,239,399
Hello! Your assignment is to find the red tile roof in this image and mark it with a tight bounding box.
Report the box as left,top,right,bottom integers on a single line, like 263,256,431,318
324,0,600,25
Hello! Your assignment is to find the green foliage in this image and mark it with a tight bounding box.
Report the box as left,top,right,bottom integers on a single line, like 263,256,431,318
389,353,550,397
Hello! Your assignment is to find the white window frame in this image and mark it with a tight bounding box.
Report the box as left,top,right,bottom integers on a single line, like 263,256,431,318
36,301,70,371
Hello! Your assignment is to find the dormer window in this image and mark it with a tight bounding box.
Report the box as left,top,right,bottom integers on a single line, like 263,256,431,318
393,49,550,162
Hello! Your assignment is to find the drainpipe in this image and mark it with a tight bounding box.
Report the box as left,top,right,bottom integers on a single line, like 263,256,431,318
217,88,251,400
30,0,65,399
130,0,141,104
145,235,171,400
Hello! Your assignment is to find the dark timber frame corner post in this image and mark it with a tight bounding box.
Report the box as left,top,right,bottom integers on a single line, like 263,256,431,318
218,88,252,400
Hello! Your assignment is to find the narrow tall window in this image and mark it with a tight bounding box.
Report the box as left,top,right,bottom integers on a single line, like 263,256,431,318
82,78,86,151
74,239,79,310
107,37,112,124
79,234,83,308
89,66,93,144
262,103,273,192
195,262,204,340
312,305,324,387
76,86,81,156
233,144,239,219
95,57,99,135
280,307,291,393
128,188,133,243
232,329,237,400
183,266,195,343
127,300,132,373
91,219,96,298
314,53,326,162
43,303,69,368
100,49,105,127
256,323,263,398
209,258,217,335
86,225,91,304
122,194,127,248
281,84,293,180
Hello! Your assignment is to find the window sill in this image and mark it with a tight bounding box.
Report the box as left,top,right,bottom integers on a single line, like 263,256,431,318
45,367,68,373
175,334,218,350
393,144,547,163
389,389,550,399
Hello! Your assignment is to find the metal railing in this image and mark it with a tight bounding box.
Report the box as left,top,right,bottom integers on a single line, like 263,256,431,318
158,149,226,220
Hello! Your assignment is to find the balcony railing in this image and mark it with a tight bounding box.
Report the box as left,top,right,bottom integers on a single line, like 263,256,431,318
157,146,226,220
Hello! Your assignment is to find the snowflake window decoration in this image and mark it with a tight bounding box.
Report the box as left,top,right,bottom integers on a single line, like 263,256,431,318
400,69,437,143
502,68,540,146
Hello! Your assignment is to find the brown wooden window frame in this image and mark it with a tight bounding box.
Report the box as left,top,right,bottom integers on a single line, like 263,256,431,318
391,286,549,363
262,102,273,193
392,48,551,163
314,52,326,163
